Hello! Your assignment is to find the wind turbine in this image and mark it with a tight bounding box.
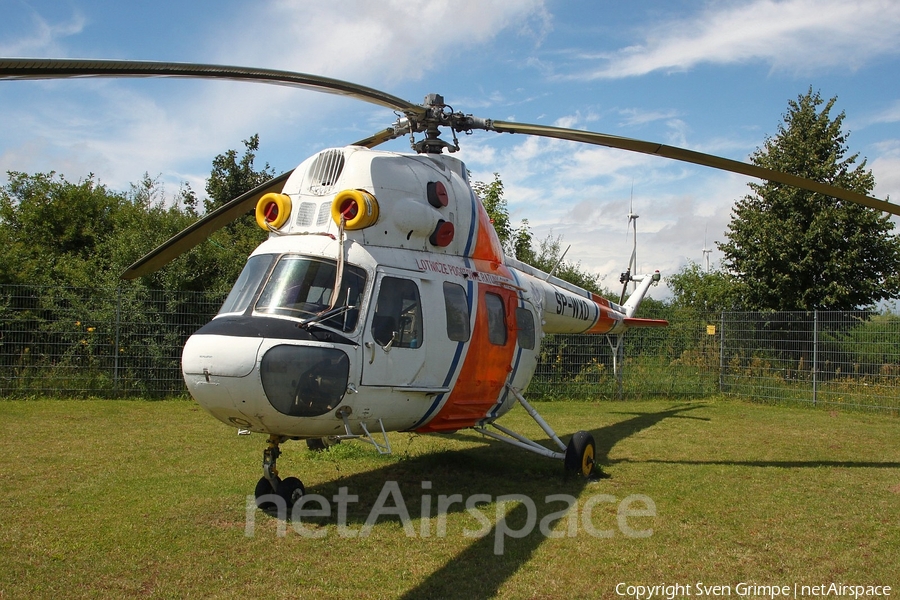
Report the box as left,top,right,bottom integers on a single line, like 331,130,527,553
611,189,642,399
619,189,639,304
702,225,712,272
627,196,639,276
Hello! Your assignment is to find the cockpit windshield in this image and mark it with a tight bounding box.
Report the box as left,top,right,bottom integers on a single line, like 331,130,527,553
218,254,275,316
254,255,367,332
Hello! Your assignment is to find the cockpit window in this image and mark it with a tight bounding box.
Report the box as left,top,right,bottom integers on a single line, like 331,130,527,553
218,254,275,315
254,256,367,331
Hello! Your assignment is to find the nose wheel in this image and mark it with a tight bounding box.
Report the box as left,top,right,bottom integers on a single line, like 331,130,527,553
254,435,305,510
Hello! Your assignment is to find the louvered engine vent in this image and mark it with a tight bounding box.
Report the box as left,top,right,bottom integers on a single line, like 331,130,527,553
303,149,345,196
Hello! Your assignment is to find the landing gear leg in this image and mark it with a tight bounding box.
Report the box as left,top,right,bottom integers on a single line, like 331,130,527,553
474,385,602,478
254,435,305,510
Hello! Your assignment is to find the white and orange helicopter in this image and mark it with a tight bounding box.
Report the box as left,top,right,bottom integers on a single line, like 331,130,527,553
2,59,897,508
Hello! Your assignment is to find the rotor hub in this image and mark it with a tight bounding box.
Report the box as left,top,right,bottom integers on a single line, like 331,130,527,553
396,93,493,154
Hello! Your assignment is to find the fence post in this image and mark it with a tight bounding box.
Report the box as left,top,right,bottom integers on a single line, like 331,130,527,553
812,310,818,406
719,311,725,393
114,285,121,396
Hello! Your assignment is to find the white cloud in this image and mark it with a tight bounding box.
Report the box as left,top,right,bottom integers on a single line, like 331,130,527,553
457,108,754,294
0,0,551,192
0,11,86,56
872,140,900,202
865,101,900,126
617,108,681,128
218,0,550,83
573,0,900,79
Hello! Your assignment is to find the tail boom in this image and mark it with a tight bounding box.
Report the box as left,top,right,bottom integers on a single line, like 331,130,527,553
508,260,667,336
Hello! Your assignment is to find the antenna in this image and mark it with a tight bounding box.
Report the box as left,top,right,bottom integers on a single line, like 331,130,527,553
702,225,711,272
545,245,571,280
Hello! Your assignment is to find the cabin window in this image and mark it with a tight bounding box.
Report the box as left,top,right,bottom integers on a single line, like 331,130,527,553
515,307,535,350
443,282,470,342
218,254,275,315
254,255,367,331
485,292,507,346
372,277,423,348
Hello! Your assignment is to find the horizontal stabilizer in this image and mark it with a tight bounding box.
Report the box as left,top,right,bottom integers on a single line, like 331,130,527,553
623,317,669,328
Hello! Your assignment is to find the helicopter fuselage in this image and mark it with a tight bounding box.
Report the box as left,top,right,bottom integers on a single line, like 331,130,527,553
181,146,658,440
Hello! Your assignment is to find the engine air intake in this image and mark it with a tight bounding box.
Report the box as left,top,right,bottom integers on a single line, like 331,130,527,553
255,193,292,230
331,189,379,230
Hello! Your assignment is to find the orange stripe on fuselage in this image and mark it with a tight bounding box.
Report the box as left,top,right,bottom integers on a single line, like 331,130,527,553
471,202,505,263
416,281,517,432
416,203,515,433
583,292,620,334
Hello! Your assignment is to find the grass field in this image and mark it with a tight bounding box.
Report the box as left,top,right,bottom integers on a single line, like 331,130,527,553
1,397,898,599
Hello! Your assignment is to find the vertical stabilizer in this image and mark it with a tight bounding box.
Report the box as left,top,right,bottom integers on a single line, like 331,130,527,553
622,271,661,318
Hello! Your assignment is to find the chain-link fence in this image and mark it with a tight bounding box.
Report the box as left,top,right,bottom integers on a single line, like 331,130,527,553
529,305,721,400
2,285,899,412
0,285,222,398
718,310,900,412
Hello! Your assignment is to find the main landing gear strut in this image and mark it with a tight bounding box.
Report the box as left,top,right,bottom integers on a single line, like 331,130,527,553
254,434,305,509
474,385,598,478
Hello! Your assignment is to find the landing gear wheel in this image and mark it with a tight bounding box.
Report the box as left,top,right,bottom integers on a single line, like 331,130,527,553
565,431,596,477
306,437,340,451
277,476,306,506
254,475,281,509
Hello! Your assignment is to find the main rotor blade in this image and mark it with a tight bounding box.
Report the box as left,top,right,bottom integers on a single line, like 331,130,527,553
351,122,410,148
0,58,423,117
489,120,899,216
121,170,292,280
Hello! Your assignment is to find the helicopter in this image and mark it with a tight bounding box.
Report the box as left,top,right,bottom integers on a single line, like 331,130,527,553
3,58,898,509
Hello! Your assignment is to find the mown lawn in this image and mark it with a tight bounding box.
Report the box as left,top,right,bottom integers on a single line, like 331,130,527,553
0,397,898,599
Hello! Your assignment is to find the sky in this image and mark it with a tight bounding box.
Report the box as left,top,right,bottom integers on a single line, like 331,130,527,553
2,0,900,300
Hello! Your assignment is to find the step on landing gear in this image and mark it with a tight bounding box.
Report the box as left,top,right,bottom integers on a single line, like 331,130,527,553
254,434,305,510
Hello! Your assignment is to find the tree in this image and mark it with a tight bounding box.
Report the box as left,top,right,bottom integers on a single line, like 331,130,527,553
473,172,535,262
719,89,900,311
667,262,739,312
0,134,275,294
472,173,604,293
0,171,129,287
197,134,277,289
205,134,275,212
529,232,604,295
511,218,536,265
472,173,512,248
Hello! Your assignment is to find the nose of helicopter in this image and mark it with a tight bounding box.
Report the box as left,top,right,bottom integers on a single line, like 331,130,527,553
257,343,350,417
181,328,351,431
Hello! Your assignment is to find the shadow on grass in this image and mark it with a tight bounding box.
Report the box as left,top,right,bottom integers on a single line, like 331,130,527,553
254,403,705,599
619,459,900,469
592,403,710,463
397,403,709,599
